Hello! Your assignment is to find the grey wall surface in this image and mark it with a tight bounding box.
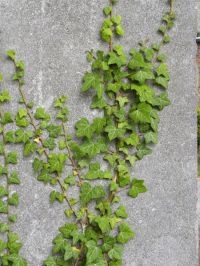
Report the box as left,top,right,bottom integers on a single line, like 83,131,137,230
0,0,198,265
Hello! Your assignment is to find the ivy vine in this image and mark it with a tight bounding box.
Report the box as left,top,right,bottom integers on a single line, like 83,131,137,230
0,0,176,265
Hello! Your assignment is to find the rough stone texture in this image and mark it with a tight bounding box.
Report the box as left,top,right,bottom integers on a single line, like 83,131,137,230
0,0,198,265
198,1,200,32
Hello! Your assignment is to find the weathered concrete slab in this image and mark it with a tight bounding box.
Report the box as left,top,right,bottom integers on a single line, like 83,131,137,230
0,0,198,265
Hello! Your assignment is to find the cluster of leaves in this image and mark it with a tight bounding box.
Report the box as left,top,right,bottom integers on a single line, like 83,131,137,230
0,87,27,265
2,0,175,265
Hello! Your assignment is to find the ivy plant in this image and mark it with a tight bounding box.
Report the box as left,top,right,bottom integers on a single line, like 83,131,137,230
0,88,27,265
2,0,176,265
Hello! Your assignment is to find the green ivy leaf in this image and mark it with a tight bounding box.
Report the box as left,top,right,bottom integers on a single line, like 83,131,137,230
0,186,8,198
130,70,154,84
7,232,22,254
124,132,139,146
1,112,13,125
95,216,111,233
156,63,170,79
43,138,56,150
115,205,128,218
128,178,147,198
130,103,152,123
108,245,123,260
117,223,135,244
47,124,62,138
23,141,37,156
86,240,103,264
103,6,112,16
8,172,20,185
48,153,67,173
0,223,9,233
80,183,105,205
15,129,33,143
151,92,171,109
0,90,11,103
115,25,124,36
6,152,18,164
34,107,50,120
155,76,169,89
136,144,152,159
82,72,101,92
8,192,19,206
50,191,64,203
43,257,57,266
75,118,93,138
105,123,125,141
144,131,158,144
5,131,15,143
0,200,8,213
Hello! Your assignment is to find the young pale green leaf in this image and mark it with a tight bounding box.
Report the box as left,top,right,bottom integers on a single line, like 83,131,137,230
6,254,27,266
128,178,147,198
95,216,111,233
151,92,171,109
0,90,11,103
130,70,154,84
115,25,124,36
103,6,112,16
155,76,169,89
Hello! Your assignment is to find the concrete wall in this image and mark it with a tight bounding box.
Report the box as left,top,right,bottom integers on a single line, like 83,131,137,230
0,1,198,265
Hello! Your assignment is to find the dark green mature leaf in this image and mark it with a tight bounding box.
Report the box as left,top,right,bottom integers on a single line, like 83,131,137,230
1,112,13,125
23,141,37,156
151,92,171,109
131,84,155,103
105,123,125,141
5,131,15,143
117,223,135,244
108,245,123,260
128,51,151,69
91,117,106,134
8,172,20,185
43,138,56,150
48,153,67,173
124,132,139,146
0,200,8,213
130,103,152,123
90,95,107,109
128,178,147,198
80,138,107,158
86,240,103,264
50,191,64,203
47,124,62,138
15,129,33,143
80,182,105,205
130,70,154,84
82,72,101,92
75,118,93,138
59,223,77,238
144,131,158,144
136,144,152,159
37,170,52,184
6,254,27,266
7,232,22,253
43,257,57,266
34,107,50,120
115,205,128,218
